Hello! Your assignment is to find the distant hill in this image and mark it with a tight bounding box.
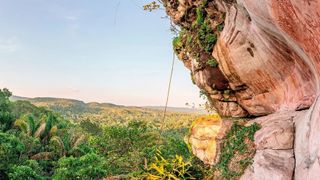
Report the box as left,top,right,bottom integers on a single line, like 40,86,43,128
143,106,207,114
10,95,207,125
10,95,205,114
10,95,31,101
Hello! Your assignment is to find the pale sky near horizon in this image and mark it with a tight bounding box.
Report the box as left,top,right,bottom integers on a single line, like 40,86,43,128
0,0,204,107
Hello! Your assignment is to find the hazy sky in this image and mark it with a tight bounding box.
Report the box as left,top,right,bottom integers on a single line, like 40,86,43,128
0,0,203,107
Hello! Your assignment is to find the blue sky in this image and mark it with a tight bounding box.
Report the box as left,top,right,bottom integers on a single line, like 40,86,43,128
0,0,203,107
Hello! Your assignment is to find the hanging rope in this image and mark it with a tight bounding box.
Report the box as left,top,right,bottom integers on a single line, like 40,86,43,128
159,50,176,136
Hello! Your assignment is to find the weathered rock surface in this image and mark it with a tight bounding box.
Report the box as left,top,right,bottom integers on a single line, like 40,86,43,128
189,112,299,179
249,111,298,150
241,111,301,180
241,149,295,180
164,0,320,179
294,96,320,179
188,115,233,165
164,0,319,117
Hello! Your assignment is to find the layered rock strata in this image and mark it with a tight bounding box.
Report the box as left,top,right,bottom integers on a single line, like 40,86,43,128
164,0,319,117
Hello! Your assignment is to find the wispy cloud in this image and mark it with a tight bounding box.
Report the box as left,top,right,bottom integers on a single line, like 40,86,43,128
0,36,21,53
65,15,79,21
64,13,82,37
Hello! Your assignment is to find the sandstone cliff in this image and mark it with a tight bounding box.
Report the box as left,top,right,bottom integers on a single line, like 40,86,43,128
163,0,320,179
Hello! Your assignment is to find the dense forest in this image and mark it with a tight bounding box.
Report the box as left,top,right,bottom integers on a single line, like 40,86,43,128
1,88,259,179
0,88,212,179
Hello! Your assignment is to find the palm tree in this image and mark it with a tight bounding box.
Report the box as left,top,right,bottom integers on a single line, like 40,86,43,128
31,132,86,160
14,113,58,142
50,132,86,157
14,113,86,160
13,114,36,136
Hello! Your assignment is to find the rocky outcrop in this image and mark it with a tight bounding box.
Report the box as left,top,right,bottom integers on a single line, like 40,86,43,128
241,111,299,179
164,0,320,179
241,149,295,180
164,0,319,117
294,95,320,179
188,115,232,165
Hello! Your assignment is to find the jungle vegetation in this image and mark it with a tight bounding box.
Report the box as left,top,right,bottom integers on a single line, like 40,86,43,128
0,88,208,179
1,88,258,179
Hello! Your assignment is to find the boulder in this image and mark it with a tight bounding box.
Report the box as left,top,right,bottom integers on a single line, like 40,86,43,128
188,115,233,165
241,149,295,180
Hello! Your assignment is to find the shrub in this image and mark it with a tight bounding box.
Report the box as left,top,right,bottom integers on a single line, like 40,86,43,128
173,36,183,52
53,153,107,179
0,88,14,131
196,7,205,26
145,150,195,179
90,120,158,175
198,22,217,53
213,122,261,179
9,162,44,180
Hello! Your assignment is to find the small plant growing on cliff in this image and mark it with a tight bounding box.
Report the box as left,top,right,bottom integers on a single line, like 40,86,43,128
206,58,218,67
198,22,217,53
173,36,183,52
143,1,161,12
212,122,261,179
217,22,225,32
196,7,205,26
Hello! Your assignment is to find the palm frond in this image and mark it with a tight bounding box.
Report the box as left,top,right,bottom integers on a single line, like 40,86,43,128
13,118,30,134
72,134,86,148
34,123,46,138
30,152,54,160
42,114,54,139
50,135,65,156
27,115,36,135
49,125,58,137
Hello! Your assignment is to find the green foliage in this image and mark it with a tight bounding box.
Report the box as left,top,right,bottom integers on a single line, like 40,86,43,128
214,122,261,179
173,36,183,51
53,153,107,179
91,120,159,175
145,151,195,180
198,22,217,53
194,3,217,53
9,161,44,180
3,88,245,179
17,133,42,156
196,7,205,26
0,132,25,177
206,58,218,67
0,88,14,131
217,22,225,32
79,120,102,136
11,100,48,119
160,131,191,159
143,1,161,12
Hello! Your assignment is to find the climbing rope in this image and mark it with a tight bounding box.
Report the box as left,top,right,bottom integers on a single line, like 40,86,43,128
159,50,176,136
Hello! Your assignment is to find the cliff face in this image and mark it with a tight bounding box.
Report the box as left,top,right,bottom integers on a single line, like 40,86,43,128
164,0,320,179
164,0,319,117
